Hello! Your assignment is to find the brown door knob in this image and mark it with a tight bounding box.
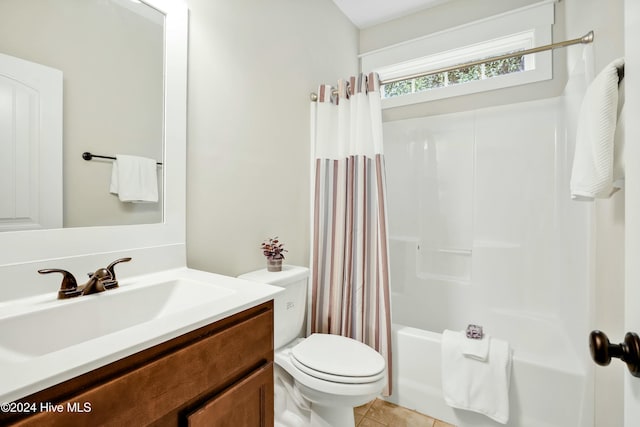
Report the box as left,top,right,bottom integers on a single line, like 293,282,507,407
589,330,640,377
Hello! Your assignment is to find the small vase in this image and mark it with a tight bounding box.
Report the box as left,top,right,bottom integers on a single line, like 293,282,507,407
267,258,282,272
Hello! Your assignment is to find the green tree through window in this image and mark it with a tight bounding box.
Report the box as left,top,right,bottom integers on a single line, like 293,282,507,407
381,54,525,99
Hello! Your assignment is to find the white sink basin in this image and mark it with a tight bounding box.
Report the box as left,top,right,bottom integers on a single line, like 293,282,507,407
0,278,235,360
0,267,283,403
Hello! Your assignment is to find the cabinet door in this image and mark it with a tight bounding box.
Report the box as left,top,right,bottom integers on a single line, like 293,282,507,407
187,363,274,427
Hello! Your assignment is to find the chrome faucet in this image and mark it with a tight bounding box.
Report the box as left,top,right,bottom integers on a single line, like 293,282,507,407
39,257,132,299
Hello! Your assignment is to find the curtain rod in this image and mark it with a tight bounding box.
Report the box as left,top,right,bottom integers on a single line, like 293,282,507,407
310,30,594,102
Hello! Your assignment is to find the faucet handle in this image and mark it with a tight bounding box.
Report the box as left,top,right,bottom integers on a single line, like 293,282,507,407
106,257,131,279
91,267,118,290
38,269,82,299
103,257,132,289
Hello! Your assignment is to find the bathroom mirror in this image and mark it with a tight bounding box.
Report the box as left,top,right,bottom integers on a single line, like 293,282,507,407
0,0,187,270
0,0,165,230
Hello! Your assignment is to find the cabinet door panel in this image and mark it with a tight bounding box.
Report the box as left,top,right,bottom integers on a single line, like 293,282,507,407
187,363,274,427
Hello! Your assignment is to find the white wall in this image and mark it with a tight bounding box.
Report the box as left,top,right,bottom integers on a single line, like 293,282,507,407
185,0,358,276
562,0,625,425
624,1,640,424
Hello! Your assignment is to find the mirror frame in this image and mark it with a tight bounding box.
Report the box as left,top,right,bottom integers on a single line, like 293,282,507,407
0,0,187,266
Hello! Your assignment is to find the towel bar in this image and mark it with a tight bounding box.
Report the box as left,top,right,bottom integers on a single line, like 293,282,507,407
82,151,162,166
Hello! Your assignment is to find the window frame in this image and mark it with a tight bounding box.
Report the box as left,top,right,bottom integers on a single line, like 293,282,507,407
360,1,555,108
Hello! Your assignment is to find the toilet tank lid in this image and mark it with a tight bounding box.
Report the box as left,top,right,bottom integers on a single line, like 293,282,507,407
237,265,309,286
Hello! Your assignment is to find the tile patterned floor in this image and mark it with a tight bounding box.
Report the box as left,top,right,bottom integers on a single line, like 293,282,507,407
354,399,457,427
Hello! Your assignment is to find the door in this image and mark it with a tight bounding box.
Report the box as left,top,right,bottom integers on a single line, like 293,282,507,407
0,52,62,231
625,0,640,424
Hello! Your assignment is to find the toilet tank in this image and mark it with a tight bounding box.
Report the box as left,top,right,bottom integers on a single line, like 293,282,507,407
238,265,309,349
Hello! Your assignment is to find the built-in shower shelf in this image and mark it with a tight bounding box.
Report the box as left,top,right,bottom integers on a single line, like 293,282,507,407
416,246,472,283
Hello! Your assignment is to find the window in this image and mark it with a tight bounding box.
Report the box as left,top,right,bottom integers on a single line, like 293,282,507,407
381,48,527,99
360,2,554,108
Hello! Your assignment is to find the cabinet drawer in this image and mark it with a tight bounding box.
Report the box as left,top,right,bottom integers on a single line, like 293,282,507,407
13,304,273,426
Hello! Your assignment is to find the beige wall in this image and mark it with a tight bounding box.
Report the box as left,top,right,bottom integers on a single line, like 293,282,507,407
185,0,358,276
359,0,539,52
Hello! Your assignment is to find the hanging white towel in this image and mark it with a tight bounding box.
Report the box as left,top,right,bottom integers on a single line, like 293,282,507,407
570,57,625,200
110,154,158,203
441,329,512,424
612,77,626,191
461,334,491,362
612,105,625,190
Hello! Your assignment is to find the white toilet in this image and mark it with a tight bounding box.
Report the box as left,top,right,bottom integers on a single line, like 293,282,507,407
238,265,387,427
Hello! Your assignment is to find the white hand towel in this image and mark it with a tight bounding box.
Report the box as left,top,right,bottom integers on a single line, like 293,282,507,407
441,329,512,424
570,57,624,200
110,154,158,203
461,334,491,362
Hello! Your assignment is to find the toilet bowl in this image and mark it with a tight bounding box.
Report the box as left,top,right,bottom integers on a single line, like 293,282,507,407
238,266,387,427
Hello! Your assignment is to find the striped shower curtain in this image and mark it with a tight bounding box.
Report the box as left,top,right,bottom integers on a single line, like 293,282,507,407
310,72,392,395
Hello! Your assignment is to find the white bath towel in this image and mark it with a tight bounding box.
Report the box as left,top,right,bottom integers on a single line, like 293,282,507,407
570,57,625,200
110,154,158,203
462,334,491,362
441,329,512,424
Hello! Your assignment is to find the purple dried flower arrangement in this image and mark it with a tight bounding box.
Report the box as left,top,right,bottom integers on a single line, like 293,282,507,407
261,237,287,260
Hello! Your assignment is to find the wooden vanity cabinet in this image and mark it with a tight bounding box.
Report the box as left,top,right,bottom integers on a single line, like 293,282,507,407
3,301,274,427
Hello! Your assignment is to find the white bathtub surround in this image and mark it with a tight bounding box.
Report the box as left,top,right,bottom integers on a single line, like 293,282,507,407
310,73,393,395
441,330,512,424
383,93,593,426
570,57,625,200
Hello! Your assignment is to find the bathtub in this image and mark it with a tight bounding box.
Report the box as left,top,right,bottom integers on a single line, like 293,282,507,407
385,324,593,427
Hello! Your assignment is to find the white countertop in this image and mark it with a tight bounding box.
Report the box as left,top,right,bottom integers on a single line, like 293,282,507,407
0,267,282,403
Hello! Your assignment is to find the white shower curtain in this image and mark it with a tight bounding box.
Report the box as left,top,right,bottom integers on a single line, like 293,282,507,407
310,73,392,395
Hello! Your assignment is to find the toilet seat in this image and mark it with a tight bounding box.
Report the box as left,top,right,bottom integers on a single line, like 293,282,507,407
275,336,387,409
290,334,385,384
